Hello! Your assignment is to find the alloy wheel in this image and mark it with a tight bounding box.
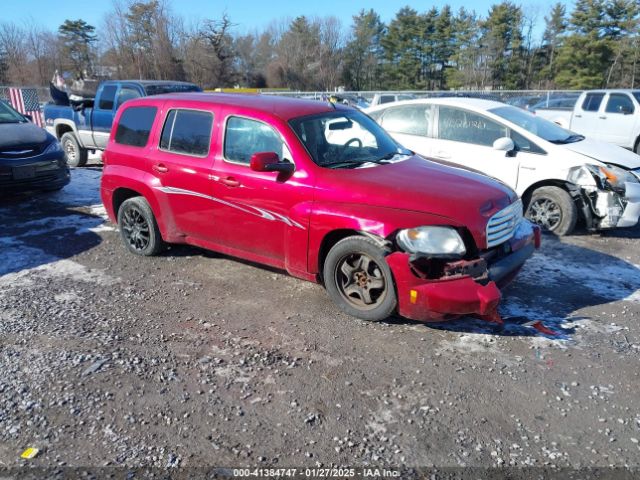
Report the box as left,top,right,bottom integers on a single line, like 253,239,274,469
63,139,77,162
527,198,562,231
121,206,151,252
335,252,387,310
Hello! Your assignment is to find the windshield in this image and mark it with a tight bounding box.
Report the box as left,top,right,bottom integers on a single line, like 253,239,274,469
144,84,201,95
289,110,410,169
0,100,27,124
490,105,583,144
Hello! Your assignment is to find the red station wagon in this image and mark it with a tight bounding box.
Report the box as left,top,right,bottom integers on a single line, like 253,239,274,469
101,93,541,323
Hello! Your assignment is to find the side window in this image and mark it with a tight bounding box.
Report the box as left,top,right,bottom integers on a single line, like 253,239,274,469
116,87,142,109
437,107,508,147
381,105,431,136
159,109,213,157
581,93,605,112
510,130,544,154
224,116,285,165
114,106,157,147
98,85,117,110
605,94,634,114
380,95,395,104
367,110,384,122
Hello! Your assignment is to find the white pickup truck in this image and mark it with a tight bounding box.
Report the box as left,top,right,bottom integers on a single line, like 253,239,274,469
536,89,640,154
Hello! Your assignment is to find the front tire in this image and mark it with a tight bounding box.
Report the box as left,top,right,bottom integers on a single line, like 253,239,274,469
117,197,164,256
526,186,577,236
60,132,88,167
323,236,397,322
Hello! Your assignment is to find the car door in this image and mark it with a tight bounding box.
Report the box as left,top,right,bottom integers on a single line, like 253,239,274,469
375,104,434,155
429,105,520,187
570,92,605,138
209,112,310,265
151,106,218,240
597,93,637,147
92,84,118,149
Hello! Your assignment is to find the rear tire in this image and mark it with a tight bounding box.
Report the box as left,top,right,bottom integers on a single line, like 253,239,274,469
61,132,88,167
323,236,397,322
117,197,164,256
526,186,577,236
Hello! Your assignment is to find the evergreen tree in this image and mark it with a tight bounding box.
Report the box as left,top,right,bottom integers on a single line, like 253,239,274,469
58,19,97,78
342,9,384,90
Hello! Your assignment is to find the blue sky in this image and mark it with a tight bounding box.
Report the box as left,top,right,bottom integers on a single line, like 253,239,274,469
6,0,573,40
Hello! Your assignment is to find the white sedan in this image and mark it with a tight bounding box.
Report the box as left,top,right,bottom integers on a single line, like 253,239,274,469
366,98,640,235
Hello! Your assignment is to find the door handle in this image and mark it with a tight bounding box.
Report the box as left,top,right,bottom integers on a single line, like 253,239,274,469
152,163,168,173
220,176,240,187
574,114,582,118
598,115,607,119
433,151,451,160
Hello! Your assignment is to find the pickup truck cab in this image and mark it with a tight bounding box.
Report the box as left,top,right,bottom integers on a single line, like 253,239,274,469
44,80,200,166
536,89,640,154
101,93,540,323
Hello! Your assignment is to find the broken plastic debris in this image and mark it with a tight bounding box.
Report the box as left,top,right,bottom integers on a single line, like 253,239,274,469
82,358,108,376
20,448,39,459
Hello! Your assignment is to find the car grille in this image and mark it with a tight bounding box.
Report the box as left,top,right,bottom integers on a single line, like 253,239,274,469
486,199,523,248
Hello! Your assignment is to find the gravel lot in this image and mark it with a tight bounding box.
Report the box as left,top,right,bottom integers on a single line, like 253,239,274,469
1,162,639,476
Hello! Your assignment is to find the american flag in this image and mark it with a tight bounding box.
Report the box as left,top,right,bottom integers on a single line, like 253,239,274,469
7,88,45,128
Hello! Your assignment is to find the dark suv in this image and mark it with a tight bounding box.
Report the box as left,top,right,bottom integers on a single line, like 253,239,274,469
0,100,69,193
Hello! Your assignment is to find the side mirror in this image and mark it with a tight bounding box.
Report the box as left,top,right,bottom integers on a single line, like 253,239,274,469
493,137,515,155
250,152,295,174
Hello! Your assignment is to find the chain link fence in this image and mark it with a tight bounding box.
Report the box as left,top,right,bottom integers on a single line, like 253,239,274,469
263,89,584,110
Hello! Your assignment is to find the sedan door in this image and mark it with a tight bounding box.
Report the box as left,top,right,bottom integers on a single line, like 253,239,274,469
150,107,218,240
208,113,311,266
428,105,520,188
596,93,637,148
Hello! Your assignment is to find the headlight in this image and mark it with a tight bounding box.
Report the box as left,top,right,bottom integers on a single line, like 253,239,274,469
43,140,63,155
599,164,639,188
568,164,638,190
396,226,466,257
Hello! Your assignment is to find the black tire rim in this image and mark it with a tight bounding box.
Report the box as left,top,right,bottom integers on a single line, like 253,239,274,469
63,139,77,163
121,206,151,252
527,198,562,231
334,252,387,311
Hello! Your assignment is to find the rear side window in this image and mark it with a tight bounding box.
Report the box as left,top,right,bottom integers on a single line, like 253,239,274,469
99,85,117,110
160,109,214,157
581,93,605,112
437,106,507,147
224,116,284,165
381,105,431,136
114,106,157,147
605,94,634,114
116,87,142,109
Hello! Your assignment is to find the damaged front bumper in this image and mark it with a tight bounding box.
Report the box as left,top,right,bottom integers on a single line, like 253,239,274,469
570,166,640,230
386,220,540,323
597,181,640,228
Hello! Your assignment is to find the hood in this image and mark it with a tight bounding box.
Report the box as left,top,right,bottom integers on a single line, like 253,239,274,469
0,122,49,150
317,156,518,249
560,138,640,170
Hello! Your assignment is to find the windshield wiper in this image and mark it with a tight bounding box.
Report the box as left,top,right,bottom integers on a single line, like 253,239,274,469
549,134,585,144
323,159,377,169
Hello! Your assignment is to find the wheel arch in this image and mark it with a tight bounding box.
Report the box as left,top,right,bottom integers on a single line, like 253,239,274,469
520,179,574,209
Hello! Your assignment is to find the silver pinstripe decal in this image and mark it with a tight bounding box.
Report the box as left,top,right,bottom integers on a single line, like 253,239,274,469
155,186,306,230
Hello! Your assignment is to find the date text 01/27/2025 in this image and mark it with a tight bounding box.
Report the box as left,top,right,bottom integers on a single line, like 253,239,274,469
232,468,401,478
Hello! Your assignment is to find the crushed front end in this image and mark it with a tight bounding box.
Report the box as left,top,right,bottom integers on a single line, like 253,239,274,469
568,165,640,230
386,205,541,323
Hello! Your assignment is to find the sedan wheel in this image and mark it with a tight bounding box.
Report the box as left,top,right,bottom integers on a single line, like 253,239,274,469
117,197,164,256
335,252,387,310
527,198,562,231
323,236,397,322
